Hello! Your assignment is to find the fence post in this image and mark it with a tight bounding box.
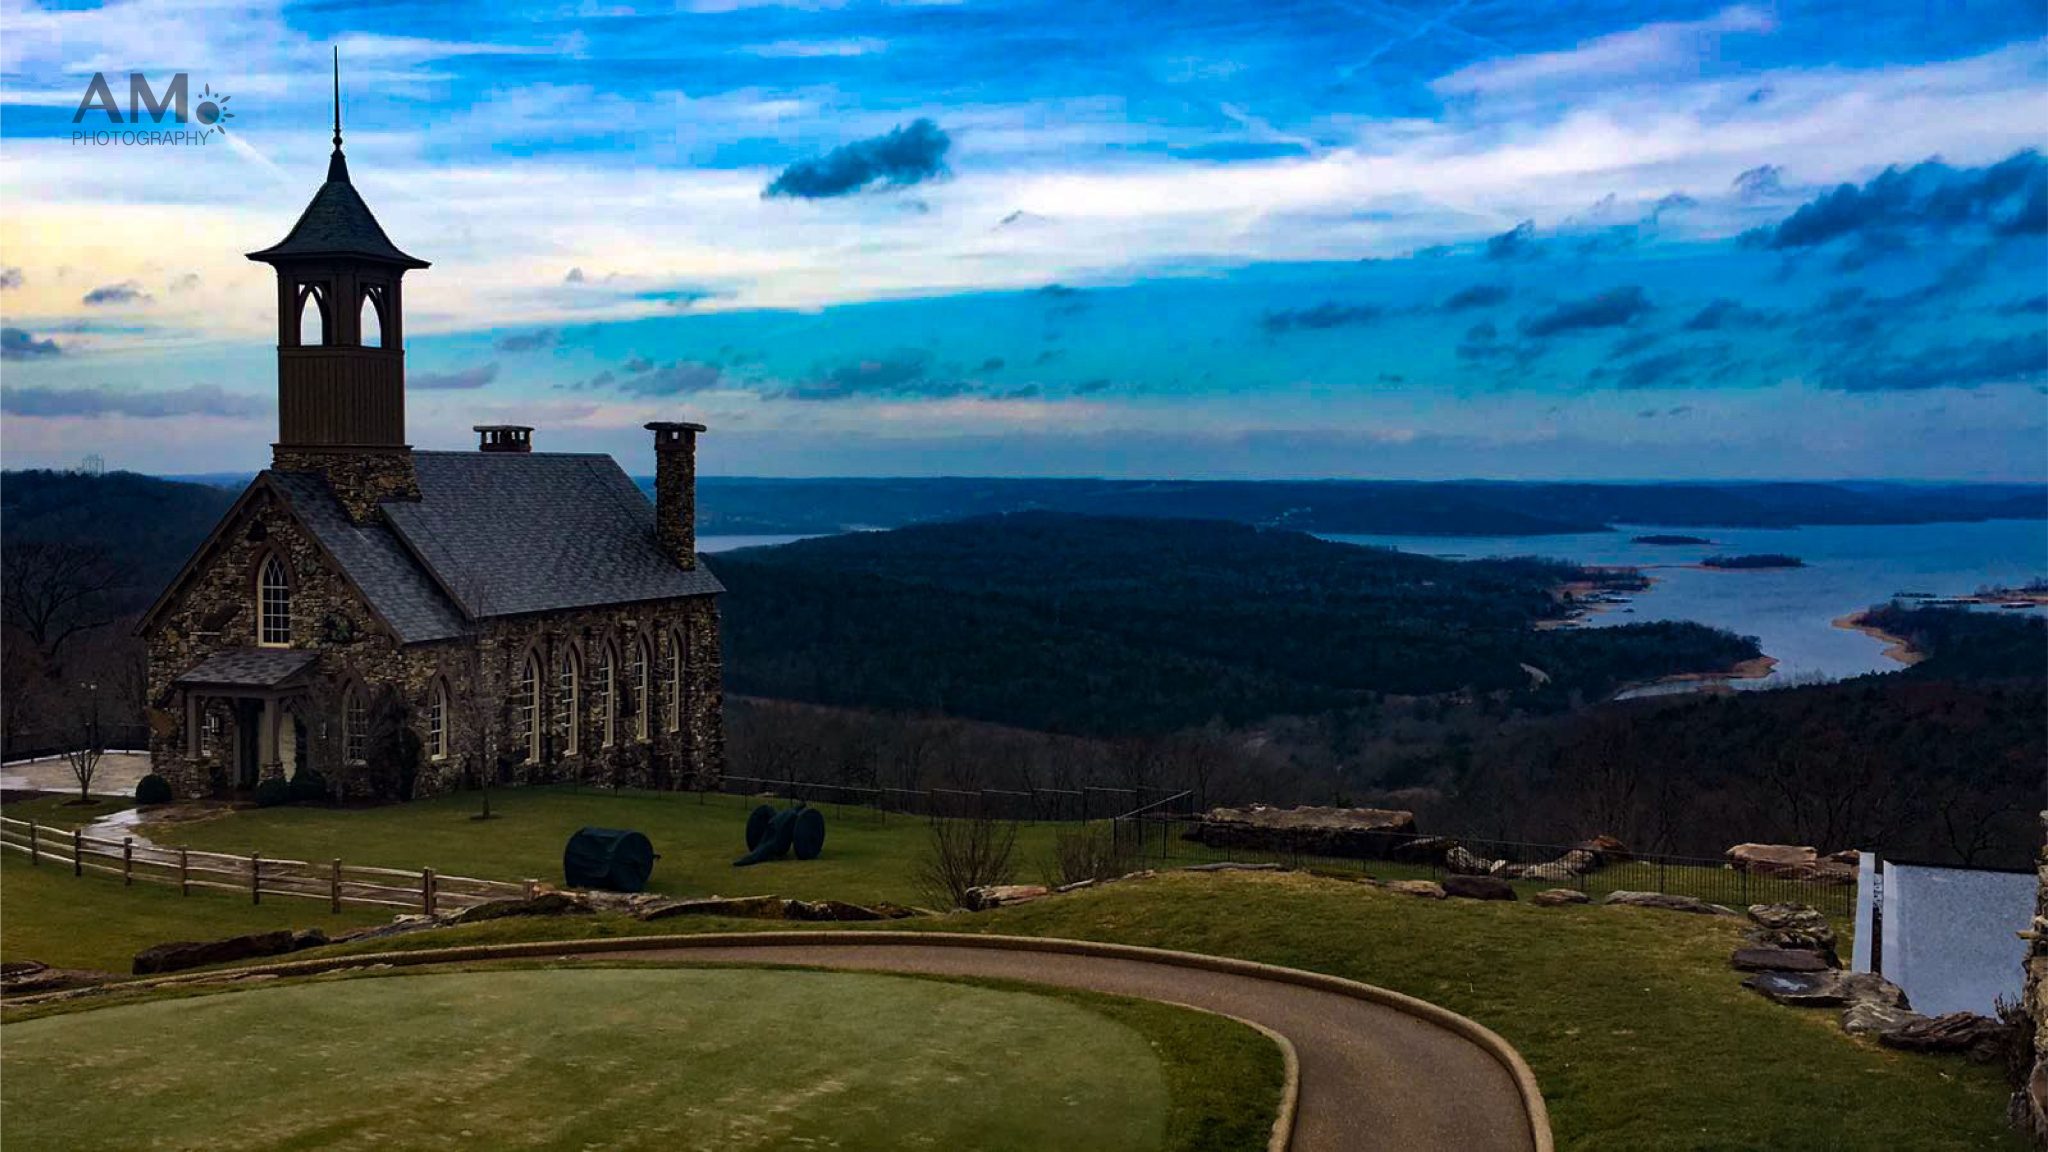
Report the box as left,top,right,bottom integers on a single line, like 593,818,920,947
179,848,190,896
72,828,82,877
422,867,436,915
251,852,262,904
27,820,36,866
330,858,342,913
123,836,133,886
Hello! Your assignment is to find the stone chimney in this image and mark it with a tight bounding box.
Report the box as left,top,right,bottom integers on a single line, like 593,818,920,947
474,425,533,453
645,421,705,570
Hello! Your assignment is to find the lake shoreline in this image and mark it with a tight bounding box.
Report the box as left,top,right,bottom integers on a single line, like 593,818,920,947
1833,611,1926,666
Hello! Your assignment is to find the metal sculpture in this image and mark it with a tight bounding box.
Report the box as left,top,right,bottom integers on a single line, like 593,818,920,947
734,802,826,866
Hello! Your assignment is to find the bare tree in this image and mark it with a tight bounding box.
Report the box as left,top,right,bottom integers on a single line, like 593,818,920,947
60,680,106,803
915,806,1019,909
1,541,120,660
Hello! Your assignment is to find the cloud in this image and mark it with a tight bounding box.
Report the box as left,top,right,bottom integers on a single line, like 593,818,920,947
776,350,954,401
1441,283,1511,311
0,328,61,359
2,383,265,418
1821,330,2048,392
1434,6,1776,96
624,355,655,374
1734,164,1784,200
411,363,501,390
1261,302,1384,333
1608,349,1697,390
1484,220,1540,261
763,119,951,200
980,357,1006,372
493,329,558,353
82,280,150,306
1996,294,2048,316
615,360,722,396
1074,378,1111,394
564,267,587,284
1744,149,2046,251
1683,298,1783,331
0,267,24,290
168,272,201,293
1519,286,1652,337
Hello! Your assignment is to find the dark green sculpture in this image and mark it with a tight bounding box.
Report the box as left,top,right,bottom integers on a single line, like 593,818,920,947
734,803,826,866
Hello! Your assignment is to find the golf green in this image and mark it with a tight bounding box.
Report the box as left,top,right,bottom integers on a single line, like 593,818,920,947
1,967,1184,1151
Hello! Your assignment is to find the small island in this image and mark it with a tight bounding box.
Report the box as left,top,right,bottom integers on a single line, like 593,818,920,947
1700,553,1804,570
1631,534,1714,546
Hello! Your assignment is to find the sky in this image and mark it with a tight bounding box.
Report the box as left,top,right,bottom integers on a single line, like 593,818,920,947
1,0,2044,480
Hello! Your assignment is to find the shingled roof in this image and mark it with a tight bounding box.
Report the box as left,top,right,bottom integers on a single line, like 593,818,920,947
175,648,320,689
383,451,724,619
245,150,428,269
268,471,468,643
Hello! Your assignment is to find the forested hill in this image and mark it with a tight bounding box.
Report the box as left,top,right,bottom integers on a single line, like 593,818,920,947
1859,603,2048,680
3,470,238,611
691,476,2048,537
715,513,1759,735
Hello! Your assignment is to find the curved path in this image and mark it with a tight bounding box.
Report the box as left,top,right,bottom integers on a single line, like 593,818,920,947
587,935,1543,1152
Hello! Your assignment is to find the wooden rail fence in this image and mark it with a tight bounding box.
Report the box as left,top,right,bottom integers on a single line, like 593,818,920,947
0,816,534,915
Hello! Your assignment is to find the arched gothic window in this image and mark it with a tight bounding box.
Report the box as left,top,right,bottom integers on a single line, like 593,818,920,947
596,644,617,748
630,637,651,741
258,555,292,646
555,647,580,757
297,283,329,346
359,290,384,347
512,655,541,763
428,680,449,762
343,687,367,763
664,629,684,734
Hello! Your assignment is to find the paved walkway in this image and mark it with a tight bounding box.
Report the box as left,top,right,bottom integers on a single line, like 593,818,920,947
597,939,1540,1152
0,751,151,798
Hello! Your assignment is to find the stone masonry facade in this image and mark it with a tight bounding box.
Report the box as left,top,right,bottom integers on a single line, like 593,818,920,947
145,487,722,801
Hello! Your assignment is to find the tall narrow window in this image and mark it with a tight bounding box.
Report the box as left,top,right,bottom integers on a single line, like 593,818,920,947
297,283,328,346
258,555,291,646
664,630,683,734
344,687,367,763
359,291,383,347
596,644,616,748
555,647,580,757
630,637,651,741
512,655,541,762
428,681,448,761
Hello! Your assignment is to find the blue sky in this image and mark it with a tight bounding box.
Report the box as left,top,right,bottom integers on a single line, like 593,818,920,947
1,0,2044,479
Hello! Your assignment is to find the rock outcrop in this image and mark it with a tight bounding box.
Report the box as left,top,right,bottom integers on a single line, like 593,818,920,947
1879,1013,2014,1063
1724,843,1856,885
1744,903,1840,966
132,928,327,975
1602,890,1737,916
1184,805,1415,859
0,960,117,996
1531,888,1590,906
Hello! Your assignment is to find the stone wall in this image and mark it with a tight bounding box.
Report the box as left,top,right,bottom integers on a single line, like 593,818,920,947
2016,812,2048,1147
145,481,723,801
271,446,419,524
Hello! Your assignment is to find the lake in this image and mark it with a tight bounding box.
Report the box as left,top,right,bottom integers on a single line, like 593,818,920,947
1321,520,2048,687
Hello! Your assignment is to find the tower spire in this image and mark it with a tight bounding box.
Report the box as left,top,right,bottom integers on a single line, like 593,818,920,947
327,46,349,183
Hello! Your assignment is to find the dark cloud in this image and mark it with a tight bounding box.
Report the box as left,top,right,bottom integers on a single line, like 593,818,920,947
635,288,713,308
1608,331,1662,359
1683,298,1783,331
411,363,501,391
979,357,1005,372
1744,149,2045,251
82,280,150,306
1484,220,1540,261
2,383,264,418
1411,244,1451,259
1572,226,1639,257
990,384,1042,401
0,267,22,290
1733,164,1783,201
1997,294,2048,316
168,272,201,293
616,361,722,396
1519,286,1652,337
1821,330,2047,392
1,328,61,359
995,209,1047,230
1440,283,1510,312
1261,302,1384,334
1456,321,1543,367
1074,378,1111,394
764,119,951,200
564,267,587,284
1650,192,1699,218
493,329,558,353
1609,349,1696,390
624,355,654,374
775,350,955,401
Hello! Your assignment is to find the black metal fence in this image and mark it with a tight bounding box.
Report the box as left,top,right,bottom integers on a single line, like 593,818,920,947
701,772,1184,824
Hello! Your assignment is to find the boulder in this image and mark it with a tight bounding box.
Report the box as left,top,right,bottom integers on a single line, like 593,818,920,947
0,961,116,996
448,890,592,924
963,884,1049,911
1442,874,1516,901
1184,805,1416,859
1841,1002,1925,1037
1574,835,1632,864
1745,903,1840,965
133,930,300,976
1385,879,1447,900
1839,972,1911,1010
1602,890,1738,916
1392,836,1457,864
1444,846,1503,876
1725,843,1818,875
1531,887,1590,906
637,895,788,921
1877,1012,2013,1063
1731,947,1831,973
1743,971,1849,1007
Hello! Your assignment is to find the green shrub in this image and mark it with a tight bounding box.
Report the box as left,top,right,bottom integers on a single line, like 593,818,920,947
287,768,328,804
253,777,291,808
134,774,174,805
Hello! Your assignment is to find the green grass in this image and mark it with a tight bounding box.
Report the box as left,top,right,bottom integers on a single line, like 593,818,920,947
1,965,1279,1152
151,786,1074,908
0,792,129,828
1,853,386,973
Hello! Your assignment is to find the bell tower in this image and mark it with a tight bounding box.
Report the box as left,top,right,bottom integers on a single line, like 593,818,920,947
248,50,429,522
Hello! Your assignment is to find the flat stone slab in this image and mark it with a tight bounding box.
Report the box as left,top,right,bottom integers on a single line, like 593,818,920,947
1531,888,1590,906
1603,890,1738,916
1384,879,1446,900
1842,1002,1925,1037
1743,971,1847,1006
1731,947,1831,973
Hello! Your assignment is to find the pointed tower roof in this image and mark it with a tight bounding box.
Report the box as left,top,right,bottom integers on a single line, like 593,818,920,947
246,49,428,270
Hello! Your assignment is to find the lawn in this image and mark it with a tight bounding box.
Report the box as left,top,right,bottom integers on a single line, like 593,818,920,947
1,966,1281,1152
148,786,1075,908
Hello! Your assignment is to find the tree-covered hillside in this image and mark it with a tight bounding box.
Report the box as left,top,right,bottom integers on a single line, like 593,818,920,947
715,513,1759,734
